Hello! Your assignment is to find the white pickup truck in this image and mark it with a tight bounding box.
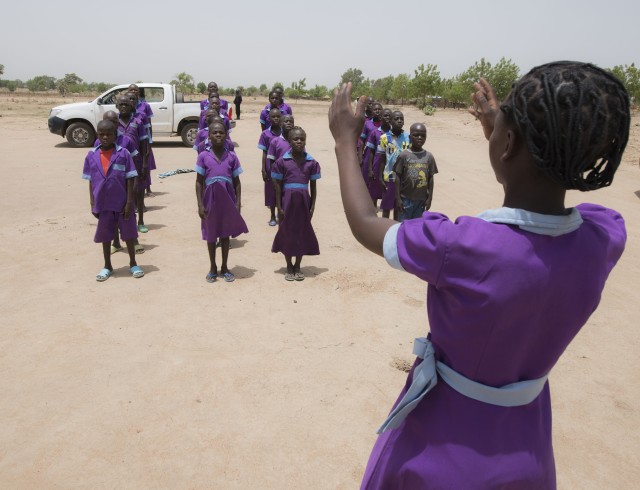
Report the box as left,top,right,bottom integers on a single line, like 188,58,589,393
48,83,207,147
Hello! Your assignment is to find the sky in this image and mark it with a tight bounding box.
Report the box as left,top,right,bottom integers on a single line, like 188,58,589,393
2,0,639,90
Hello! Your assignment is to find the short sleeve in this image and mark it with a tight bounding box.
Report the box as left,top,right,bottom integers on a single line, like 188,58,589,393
257,131,269,151
430,154,439,175
271,159,284,180
123,150,138,179
82,153,92,180
385,212,451,285
194,153,207,176
377,135,387,154
394,152,406,176
230,153,243,178
309,160,321,180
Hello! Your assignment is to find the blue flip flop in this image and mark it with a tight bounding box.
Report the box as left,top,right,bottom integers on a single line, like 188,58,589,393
206,272,218,283
222,272,235,283
130,265,144,278
96,268,112,282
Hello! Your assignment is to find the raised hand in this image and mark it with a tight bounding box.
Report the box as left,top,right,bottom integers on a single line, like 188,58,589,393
328,83,366,149
468,78,500,140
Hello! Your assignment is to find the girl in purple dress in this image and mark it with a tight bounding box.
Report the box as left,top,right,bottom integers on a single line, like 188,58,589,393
258,108,282,226
329,62,629,489
364,108,391,207
195,121,248,283
271,127,320,281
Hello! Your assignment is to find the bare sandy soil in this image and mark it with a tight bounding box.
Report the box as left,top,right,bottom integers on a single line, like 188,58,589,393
0,93,639,489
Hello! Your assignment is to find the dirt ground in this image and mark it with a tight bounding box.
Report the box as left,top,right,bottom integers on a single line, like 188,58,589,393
0,92,639,489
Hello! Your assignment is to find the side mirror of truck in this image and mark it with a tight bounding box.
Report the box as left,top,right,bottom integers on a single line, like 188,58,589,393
97,97,103,104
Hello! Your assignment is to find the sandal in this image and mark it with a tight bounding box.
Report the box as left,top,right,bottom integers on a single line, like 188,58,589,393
130,265,144,278
268,219,277,227
294,272,305,281
134,244,145,255
96,268,112,282
110,245,122,255
222,272,235,283
138,224,149,233
285,272,295,282
206,272,218,283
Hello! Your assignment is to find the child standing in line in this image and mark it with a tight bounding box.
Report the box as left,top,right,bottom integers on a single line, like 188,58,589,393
83,120,144,281
96,111,144,256
194,111,234,154
127,85,157,197
201,82,229,113
195,121,248,283
199,94,231,132
116,95,150,234
329,62,629,489
394,123,438,222
363,108,392,207
360,101,382,166
259,91,283,131
266,114,295,165
271,127,320,281
273,86,293,117
377,111,410,220
258,108,283,226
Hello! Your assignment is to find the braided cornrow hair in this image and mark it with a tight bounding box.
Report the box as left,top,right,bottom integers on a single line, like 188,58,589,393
502,61,630,191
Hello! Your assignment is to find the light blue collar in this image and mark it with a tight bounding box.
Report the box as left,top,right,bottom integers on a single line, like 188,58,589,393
476,207,583,236
283,151,314,161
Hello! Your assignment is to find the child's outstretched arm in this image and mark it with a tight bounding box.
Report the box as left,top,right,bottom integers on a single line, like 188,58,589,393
329,83,395,257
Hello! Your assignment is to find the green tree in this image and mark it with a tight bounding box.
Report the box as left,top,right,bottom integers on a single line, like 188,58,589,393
411,64,441,107
245,85,258,96
26,75,56,92
308,84,329,99
340,68,367,97
441,77,469,107
171,72,195,94
0,64,4,78
390,73,411,105
370,76,394,103
56,73,84,95
259,83,268,95
489,58,519,100
610,63,640,104
197,82,207,94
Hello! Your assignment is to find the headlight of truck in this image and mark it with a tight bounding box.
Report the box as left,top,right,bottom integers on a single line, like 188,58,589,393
49,109,62,118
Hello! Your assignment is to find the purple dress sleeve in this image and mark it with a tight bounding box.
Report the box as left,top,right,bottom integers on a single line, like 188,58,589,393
309,160,321,180
271,159,284,180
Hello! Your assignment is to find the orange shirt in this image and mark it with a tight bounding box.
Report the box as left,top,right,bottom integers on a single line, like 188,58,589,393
100,147,115,175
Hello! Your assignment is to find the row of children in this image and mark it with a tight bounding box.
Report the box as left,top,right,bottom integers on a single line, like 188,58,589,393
192,82,317,282
358,98,438,222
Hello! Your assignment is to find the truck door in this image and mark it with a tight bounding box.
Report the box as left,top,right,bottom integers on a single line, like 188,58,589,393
144,86,171,135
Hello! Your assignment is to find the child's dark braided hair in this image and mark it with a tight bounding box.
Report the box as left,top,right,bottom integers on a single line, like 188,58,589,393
502,61,630,191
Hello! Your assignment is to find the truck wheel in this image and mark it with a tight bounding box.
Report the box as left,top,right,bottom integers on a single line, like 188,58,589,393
181,122,199,147
66,122,95,147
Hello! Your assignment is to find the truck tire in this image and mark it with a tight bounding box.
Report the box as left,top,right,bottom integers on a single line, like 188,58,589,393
181,122,199,147
66,122,95,147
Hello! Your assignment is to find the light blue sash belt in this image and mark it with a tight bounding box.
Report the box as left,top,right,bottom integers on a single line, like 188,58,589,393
283,183,308,189
205,176,232,186
377,337,549,434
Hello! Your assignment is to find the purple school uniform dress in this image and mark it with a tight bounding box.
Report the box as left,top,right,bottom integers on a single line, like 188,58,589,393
258,128,283,207
82,145,139,242
361,204,626,489
136,101,156,180
271,153,320,256
118,114,148,192
364,127,384,200
195,149,248,242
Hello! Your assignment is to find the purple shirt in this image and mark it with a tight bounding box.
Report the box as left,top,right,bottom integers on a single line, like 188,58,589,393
118,114,148,153
194,148,243,187
257,127,283,152
266,135,291,163
194,127,234,154
259,103,293,129
82,145,138,213
271,152,321,186
368,204,626,487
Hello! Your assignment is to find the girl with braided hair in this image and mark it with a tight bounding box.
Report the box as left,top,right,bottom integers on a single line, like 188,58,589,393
328,61,629,489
